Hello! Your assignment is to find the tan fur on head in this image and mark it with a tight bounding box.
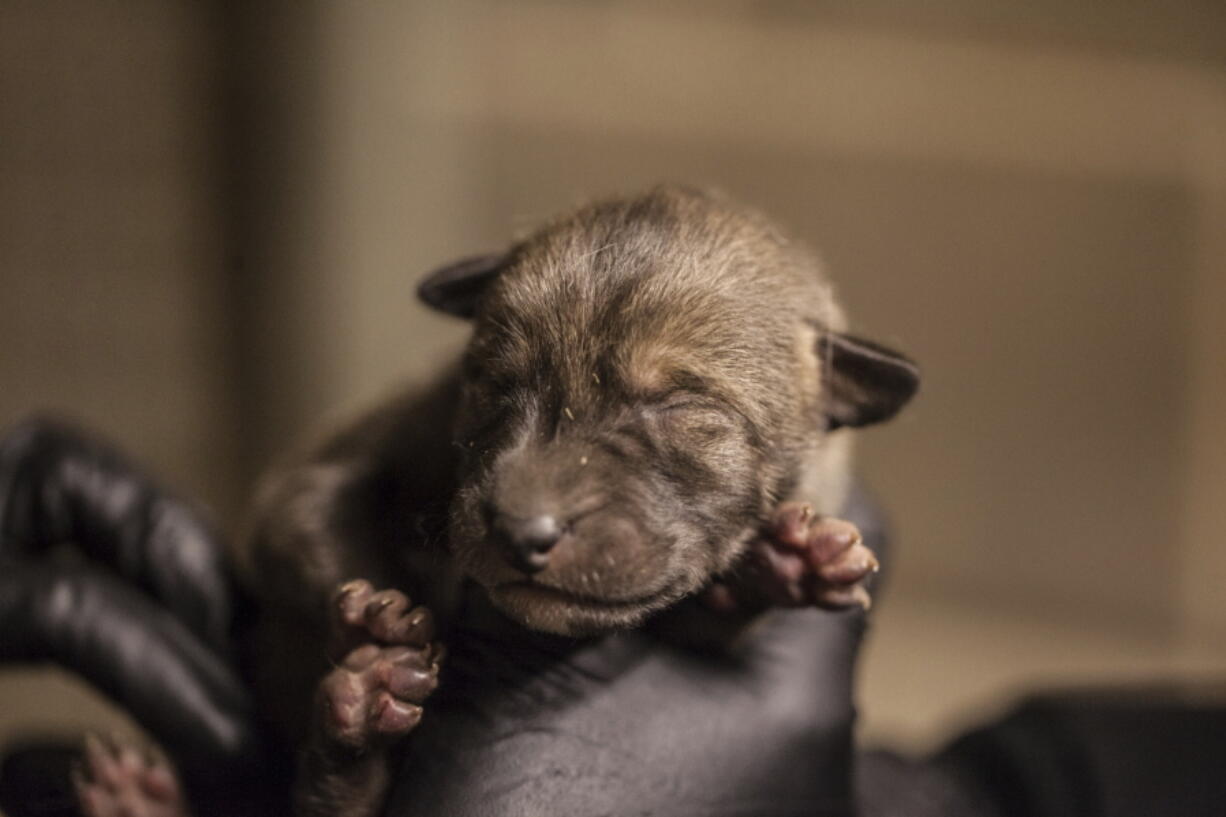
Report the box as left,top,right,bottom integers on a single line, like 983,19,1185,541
414,186,917,636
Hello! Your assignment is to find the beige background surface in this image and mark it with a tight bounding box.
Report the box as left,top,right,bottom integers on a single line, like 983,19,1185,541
3,0,1226,794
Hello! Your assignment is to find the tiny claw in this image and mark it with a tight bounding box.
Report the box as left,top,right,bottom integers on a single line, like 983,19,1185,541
852,584,872,610
336,580,367,609
371,693,423,734
429,642,447,668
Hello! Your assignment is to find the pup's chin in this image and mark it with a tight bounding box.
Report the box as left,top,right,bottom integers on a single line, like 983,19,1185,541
486,580,688,636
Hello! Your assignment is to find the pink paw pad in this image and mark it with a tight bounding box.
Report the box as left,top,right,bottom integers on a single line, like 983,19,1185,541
318,580,445,752
73,734,187,817
706,503,879,613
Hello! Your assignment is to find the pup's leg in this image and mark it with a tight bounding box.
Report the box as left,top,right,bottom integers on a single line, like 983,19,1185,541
73,734,188,817
706,503,879,613
294,580,443,817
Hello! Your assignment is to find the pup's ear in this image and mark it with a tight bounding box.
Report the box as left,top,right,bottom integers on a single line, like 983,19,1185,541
819,332,920,429
417,253,508,318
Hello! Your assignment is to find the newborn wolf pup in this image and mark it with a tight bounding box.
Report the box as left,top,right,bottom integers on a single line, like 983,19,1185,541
75,186,918,817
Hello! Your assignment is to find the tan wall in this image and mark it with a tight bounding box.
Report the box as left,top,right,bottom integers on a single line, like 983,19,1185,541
0,0,240,518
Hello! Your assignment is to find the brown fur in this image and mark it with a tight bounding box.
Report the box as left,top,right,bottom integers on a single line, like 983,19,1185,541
444,187,854,634
233,185,917,816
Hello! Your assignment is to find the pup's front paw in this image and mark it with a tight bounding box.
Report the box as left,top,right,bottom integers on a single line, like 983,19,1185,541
705,503,878,613
73,734,187,817
318,580,444,751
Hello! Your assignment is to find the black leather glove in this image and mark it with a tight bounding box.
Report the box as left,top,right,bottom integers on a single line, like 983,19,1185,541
0,418,235,654
0,418,265,793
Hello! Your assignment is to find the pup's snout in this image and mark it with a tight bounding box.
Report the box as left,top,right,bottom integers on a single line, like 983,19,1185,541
491,512,565,573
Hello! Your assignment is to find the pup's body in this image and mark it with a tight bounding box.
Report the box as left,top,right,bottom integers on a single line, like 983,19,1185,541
75,186,917,817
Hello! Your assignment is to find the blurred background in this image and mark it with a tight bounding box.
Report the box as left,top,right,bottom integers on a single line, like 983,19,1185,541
3,0,1226,768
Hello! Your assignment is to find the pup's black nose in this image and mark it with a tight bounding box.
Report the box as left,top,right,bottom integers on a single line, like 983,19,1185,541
492,513,564,573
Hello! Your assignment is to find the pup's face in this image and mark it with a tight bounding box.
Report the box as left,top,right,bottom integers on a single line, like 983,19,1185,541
449,274,783,636
420,188,917,635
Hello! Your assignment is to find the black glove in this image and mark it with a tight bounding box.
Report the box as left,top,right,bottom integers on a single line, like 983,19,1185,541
0,418,265,795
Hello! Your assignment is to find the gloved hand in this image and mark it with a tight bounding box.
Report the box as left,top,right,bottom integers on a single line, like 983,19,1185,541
0,418,266,798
